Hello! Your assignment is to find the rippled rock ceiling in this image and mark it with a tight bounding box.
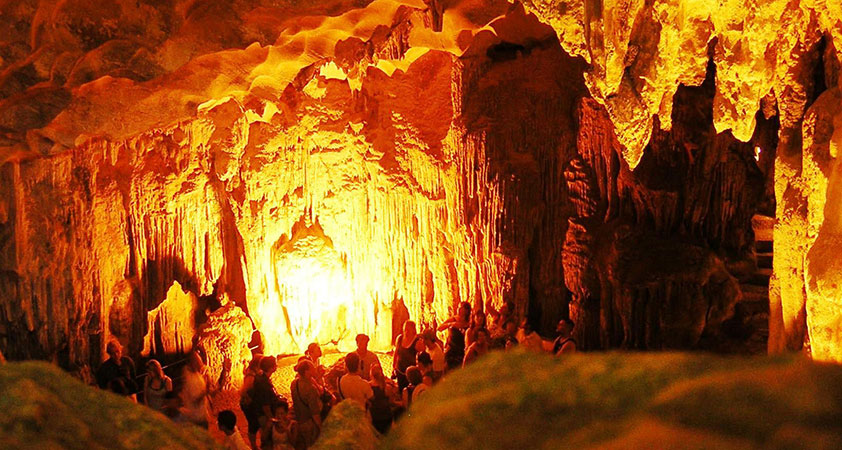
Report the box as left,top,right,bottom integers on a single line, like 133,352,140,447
0,0,840,366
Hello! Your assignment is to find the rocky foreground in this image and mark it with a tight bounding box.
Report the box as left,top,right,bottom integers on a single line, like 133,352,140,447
7,351,837,449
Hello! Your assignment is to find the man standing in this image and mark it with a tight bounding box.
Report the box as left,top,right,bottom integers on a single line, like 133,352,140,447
422,332,446,379
253,356,280,449
354,334,380,380
96,340,138,399
338,353,373,406
552,318,577,355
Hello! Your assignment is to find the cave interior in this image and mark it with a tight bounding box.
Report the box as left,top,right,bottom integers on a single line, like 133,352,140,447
0,0,841,395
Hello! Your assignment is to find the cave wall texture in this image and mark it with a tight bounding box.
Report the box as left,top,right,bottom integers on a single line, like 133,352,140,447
0,0,840,368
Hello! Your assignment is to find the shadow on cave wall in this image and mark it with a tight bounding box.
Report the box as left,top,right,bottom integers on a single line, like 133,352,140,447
136,255,229,363
457,13,589,338
565,46,780,351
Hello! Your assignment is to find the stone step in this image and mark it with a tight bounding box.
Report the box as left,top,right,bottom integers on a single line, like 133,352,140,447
752,214,775,242
756,240,773,254
757,254,773,269
745,272,771,287
740,288,769,304
737,301,769,316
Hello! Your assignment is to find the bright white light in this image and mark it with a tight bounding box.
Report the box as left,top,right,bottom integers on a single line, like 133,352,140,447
754,146,762,162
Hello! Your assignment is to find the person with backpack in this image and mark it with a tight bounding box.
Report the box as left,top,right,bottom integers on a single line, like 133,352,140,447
290,360,322,449
338,352,373,406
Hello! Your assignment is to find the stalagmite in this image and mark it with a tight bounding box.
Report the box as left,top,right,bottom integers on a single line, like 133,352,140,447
0,0,840,370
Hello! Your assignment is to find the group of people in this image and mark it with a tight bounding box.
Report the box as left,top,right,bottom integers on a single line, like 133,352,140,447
95,302,578,450
95,339,226,429
229,302,577,450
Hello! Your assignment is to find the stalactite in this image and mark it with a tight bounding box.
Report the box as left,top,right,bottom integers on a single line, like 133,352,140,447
1,0,839,365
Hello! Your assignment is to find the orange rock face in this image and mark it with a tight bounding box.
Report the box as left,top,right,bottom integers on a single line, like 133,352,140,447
0,0,840,367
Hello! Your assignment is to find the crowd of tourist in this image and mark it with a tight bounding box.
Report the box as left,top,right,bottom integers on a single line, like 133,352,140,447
94,301,577,450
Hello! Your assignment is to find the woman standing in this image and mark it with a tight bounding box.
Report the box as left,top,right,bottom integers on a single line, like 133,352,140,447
368,364,395,434
290,360,322,449
143,359,172,412
465,310,487,348
392,321,424,391
438,302,471,371
180,350,213,429
240,355,263,450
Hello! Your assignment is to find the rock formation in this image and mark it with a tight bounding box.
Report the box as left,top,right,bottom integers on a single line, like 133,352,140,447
0,0,840,366
384,350,842,449
0,361,219,449
314,400,381,450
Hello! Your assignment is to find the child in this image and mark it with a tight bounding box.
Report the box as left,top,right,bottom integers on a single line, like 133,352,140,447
217,410,250,450
270,400,294,450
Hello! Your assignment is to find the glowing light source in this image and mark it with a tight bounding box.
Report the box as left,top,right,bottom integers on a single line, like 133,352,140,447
263,218,382,355
754,146,762,161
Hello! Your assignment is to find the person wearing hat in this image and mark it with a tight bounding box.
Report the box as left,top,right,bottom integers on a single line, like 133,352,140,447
354,334,380,381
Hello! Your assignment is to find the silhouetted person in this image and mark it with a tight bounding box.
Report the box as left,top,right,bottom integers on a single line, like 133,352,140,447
218,409,250,450
393,321,424,390
96,340,138,399
552,318,577,355
439,302,471,370
416,351,435,381
498,320,519,349
305,343,323,373
254,356,280,449
240,354,264,449
354,334,380,381
368,364,395,434
402,366,424,408
291,360,322,449
463,328,490,366
465,310,487,348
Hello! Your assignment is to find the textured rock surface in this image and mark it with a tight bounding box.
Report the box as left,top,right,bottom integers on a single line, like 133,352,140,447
563,68,763,349
0,2,591,363
0,0,840,364
196,300,253,389
0,361,220,449
314,400,381,450
522,0,842,169
768,36,842,360
384,350,842,449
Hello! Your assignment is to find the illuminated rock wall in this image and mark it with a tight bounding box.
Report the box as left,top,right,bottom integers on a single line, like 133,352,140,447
0,0,841,365
0,1,585,362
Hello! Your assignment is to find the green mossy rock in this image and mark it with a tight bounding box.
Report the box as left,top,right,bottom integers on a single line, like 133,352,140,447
0,361,220,449
384,351,842,449
314,399,380,450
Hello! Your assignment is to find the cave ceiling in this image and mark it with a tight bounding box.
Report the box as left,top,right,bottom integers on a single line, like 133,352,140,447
1,0,841,364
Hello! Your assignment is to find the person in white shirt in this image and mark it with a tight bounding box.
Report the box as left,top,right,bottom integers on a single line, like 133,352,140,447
516,319,544,352
217,410,250,450
354,334,381,381
338,352,373,407
422,332,446,377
